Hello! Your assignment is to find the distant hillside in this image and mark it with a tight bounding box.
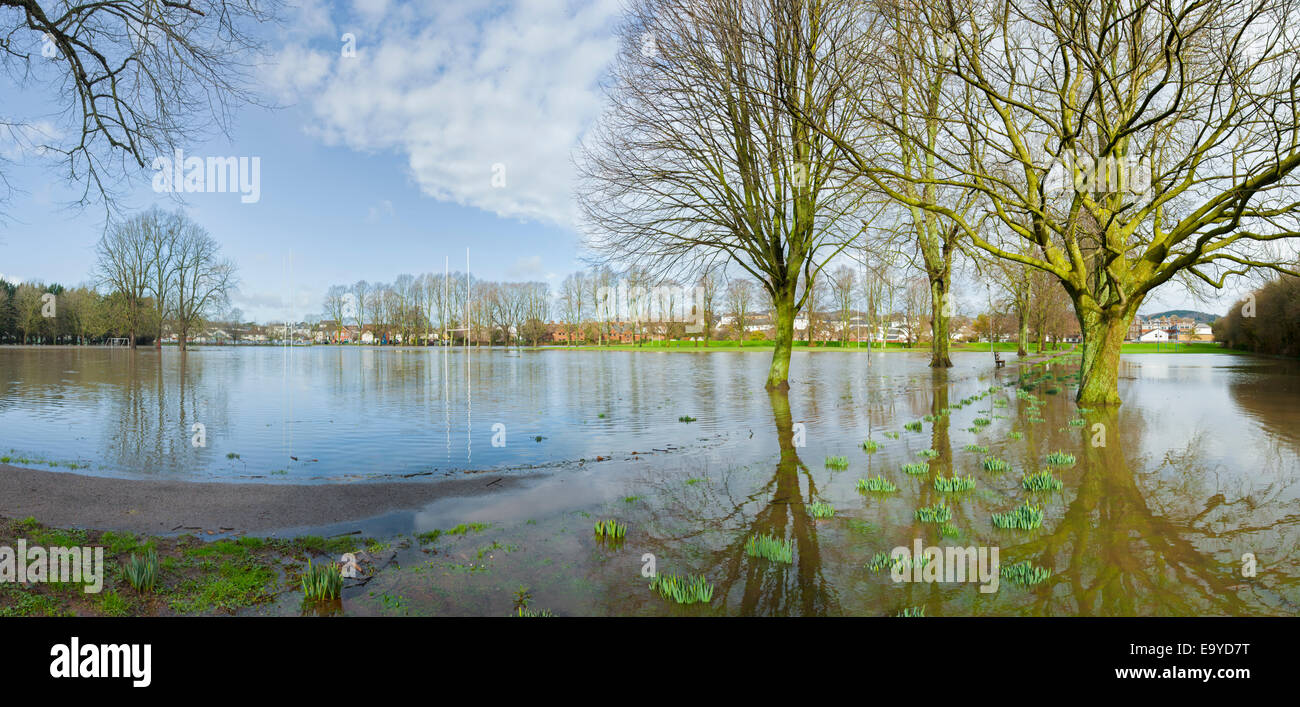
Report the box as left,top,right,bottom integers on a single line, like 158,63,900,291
1142,309,1218,323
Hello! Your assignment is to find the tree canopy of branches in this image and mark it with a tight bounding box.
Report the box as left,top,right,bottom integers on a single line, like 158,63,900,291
816,0,1300,405
0,0,278,214
577,0,876,389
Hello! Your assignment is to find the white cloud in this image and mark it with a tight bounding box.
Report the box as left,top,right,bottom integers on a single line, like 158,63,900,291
507,255,544,279
265,0,622,227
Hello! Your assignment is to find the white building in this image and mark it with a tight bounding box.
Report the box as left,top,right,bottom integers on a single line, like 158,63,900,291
1138,328,1169,343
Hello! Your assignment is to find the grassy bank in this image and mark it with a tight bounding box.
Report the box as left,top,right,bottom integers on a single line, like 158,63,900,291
0,516,375,617
544,341,1234,355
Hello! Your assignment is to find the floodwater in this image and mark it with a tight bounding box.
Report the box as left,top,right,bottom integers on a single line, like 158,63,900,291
3,346,1298,616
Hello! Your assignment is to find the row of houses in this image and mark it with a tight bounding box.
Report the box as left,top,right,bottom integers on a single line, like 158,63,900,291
1128,315,1214,343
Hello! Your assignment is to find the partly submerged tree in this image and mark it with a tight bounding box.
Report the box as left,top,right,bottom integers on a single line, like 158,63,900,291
577,0,878,389
816,0,1300,404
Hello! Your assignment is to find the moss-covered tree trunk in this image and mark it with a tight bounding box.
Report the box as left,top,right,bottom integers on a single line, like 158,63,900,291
928,273,952,367
1076,306,1137,406
766,288,796,390
1017,315,1029,357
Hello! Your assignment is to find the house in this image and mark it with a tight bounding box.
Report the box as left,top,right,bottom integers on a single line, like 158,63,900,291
1138,328,1169,343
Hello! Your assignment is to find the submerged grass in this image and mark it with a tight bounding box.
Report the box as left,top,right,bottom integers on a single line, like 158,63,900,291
648,572,714,605
825,456,849,470
1022,470,1063,492
901,462,930,476
745,533,794,564
1046,451,1076,466
933,475,977,493
915,503,952,524
981,457,1012,474
857,476,898,493
807,502,835,519
1000,560,1053,587
992,501,1045,530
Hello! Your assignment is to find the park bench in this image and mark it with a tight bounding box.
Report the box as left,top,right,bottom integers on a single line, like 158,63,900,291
994,352,1005,368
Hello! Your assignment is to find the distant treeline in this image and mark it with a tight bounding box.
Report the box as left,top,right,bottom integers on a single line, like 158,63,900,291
1213,276,1300,357
0,279,153,345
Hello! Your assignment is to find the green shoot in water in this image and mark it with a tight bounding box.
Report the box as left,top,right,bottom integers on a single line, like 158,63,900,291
648,571,714,605
857,476,898,493
933,475,976,493
301,559,342,601
992,501,1044,530
1000,561,1053,587
1022,470,1063,492
807,502,835,519
915,503,952,524
901,462,930,476
745,533,794,563
1046,451,1076,466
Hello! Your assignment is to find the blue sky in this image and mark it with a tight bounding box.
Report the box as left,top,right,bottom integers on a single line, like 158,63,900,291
0,0,1243,322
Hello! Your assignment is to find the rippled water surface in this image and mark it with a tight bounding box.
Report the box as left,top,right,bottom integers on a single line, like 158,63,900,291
4,346,1299,615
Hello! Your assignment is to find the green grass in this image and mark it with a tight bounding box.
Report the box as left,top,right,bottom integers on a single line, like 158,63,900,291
1120,342,1232,354
903,420,923,432
294,535,362,555
824,455,849,470
856,476,898,493
992,501,1045,530
972,417,992,427
896,606,926,617
901,462,930,476
964,444,989,454
745,533,794,563
648,571,714,605
1022,470,1063,492
861,439,879,452
168,560,277,614
678,415,697,423
98,591,131,617
917,449,939,459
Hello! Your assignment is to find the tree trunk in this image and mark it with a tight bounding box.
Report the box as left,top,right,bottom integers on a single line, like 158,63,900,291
1076,307,1135,406
1017,314,1029,357
928,275,952,367
178,333,188,352
766,291,796,390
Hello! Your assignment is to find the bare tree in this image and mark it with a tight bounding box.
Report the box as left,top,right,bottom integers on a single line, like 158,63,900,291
95,211,154,347
725,278,756,342
817,0,1300,404
577,0,877,388
171,218,236,350
827,264,857,343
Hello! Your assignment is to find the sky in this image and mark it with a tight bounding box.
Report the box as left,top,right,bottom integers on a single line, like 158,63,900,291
0,0,1250,323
